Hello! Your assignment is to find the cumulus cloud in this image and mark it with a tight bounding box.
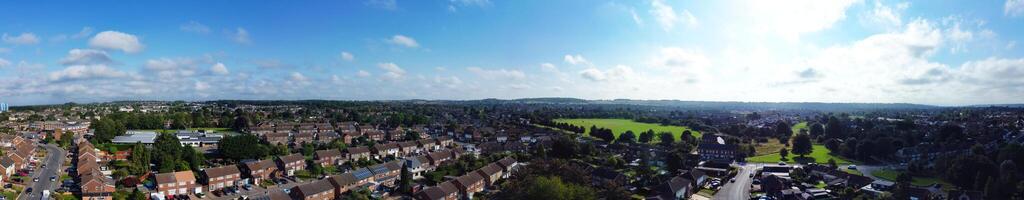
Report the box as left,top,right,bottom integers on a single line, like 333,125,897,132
290,72,309,82
2,33,40,45
180,21,211,34
48,65,129,82
466,67,526,80
647,0,698,31
564,54,589,65
59,49,113,66
860,1,908,30
340,51,355,61
387,35,419,48
50,27,94,43
1008,0,1024,17
356,70,372,77
89,31,144,53
579,65,635,82
378,62,406,80
232,28,251,44
211,62,229,75
747,0,859,39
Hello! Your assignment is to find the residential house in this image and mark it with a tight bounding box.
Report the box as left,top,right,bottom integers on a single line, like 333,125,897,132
314,149,344,167
293,132,315,144
263,132,290,145
398,141,419,156
372,143,401,158
417,139,439,151
474,163,503,186
80,174,116,200
495,157,518,178
289,179,335,200
426,150,453,166
417,181,461,200
452,173,485,197
153,171,201,197
277,154,305,177
346,147,371,161
317,131,340,143
646,175,692,200
201,165,242,192
242,159,278,184
591,167,628,186
697,134,737,162
364,130,385,141
369,161,402,186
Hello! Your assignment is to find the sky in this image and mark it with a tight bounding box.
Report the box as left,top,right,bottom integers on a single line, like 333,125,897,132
1,0,1024,106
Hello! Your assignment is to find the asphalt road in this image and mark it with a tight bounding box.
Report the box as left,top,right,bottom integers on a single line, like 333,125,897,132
20,144,65,200
713,164,755,200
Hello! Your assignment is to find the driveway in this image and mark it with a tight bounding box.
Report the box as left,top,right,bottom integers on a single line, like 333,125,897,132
19,144,66,200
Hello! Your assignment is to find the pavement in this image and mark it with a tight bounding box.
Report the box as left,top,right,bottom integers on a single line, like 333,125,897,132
712,163,756,200
19,143,66,200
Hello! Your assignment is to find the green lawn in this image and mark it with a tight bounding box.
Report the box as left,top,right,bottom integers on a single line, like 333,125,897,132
553,118,701,142
842,168,863,176
752,138,787,156
791,122,808,135
871,169,950,187
746,145,855,164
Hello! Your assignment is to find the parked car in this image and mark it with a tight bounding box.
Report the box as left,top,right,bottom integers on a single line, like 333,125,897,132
778,161,786,165
847,165,857,170
33,178,38,182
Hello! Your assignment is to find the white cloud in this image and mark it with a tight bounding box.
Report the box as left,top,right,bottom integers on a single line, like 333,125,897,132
290,72,309,82
579,65,635,82
377,62,406,80
860,1,908,30
59,49,113,66
356,70,372,77
747,0,860,39
563,54,589,65
194,81,211,91
433,75,462,88
2,33,40,45
48,65,129,82
650,47,711,70
1007,0,1024,17
957,57,1024,85
232,28,251,44
0,58,9,68
466,67,526,80
180,21,211,34
340,51,355,61
387,35,419,48
89,31,144,53
540,63,558,72
649,0,678,31
448,0,491,12
211,63,230,75
50,27,95,42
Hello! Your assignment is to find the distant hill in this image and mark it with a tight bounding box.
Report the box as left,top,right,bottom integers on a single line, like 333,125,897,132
457,98,940,111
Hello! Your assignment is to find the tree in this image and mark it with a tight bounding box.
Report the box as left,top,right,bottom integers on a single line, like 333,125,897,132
780,148,789,160
128,142,151,175
507,176,597,200
657,132,675,145
809,123,825,137
828,158,838,169
775,121,792,137
825,116,844,139
638,130,654,143
791,134,813,158
218,134,269,161
398,162,412,194
618,131,636,143
129,188,147,200
302,143,315,157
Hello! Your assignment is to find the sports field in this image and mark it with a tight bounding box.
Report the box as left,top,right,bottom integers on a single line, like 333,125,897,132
791,121,808,135
745,145,855,164
552,118,702,143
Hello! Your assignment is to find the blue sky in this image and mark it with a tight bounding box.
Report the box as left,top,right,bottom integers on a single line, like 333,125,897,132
1,0,1023,106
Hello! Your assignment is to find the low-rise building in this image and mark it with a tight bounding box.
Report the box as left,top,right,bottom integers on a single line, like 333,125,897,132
277,154,305,177
201,165,242,192
417,181,461,200
452,173,485,197
153,171,201,197
242,159,278,184
289,179,335,200
314,149,344,167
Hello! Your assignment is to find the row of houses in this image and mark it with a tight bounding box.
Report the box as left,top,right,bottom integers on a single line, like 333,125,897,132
74,140,116,200
415,157,518,200
0,135,37,187
313,137,454,167
254,122,434,146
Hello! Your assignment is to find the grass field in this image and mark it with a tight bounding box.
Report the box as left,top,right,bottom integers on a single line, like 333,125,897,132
871,169,950,187
791,122,808,135
553,118,701,142
752,138,787,156
746,145,855,164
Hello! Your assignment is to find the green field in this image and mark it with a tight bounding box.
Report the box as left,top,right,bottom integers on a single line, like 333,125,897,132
553,118,702,142
791,122,808,135
746,145,855,164
871,169,950,187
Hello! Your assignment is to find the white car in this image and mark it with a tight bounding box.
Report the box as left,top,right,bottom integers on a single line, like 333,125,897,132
847,165,857,170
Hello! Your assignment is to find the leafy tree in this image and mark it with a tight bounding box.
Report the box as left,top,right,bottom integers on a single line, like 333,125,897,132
791,133,813,158
658,132,675,145
128,142,151,175
825,116,844,139
638,130,654,143
129,188,147,200
508,176,597,200
618,131,636,143
780,148,789,160
775,121,792,137
218,134,269,161
302,143,315,157
809,123,825,137
398,162,412,194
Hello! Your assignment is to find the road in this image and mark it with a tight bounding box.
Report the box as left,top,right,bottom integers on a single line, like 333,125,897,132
712,163,755,200
20,144,66,200
206,178,308,200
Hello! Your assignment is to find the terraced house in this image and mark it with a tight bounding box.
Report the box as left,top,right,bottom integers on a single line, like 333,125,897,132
153,170,201,197
290,179,335,200
277,153,305,177
314,149,344,167
201,165,242,192
242,159,278,184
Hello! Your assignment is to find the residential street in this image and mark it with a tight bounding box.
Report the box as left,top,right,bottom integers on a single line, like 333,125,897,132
712,163,755,200
206,178,309,200
20,143,65,200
